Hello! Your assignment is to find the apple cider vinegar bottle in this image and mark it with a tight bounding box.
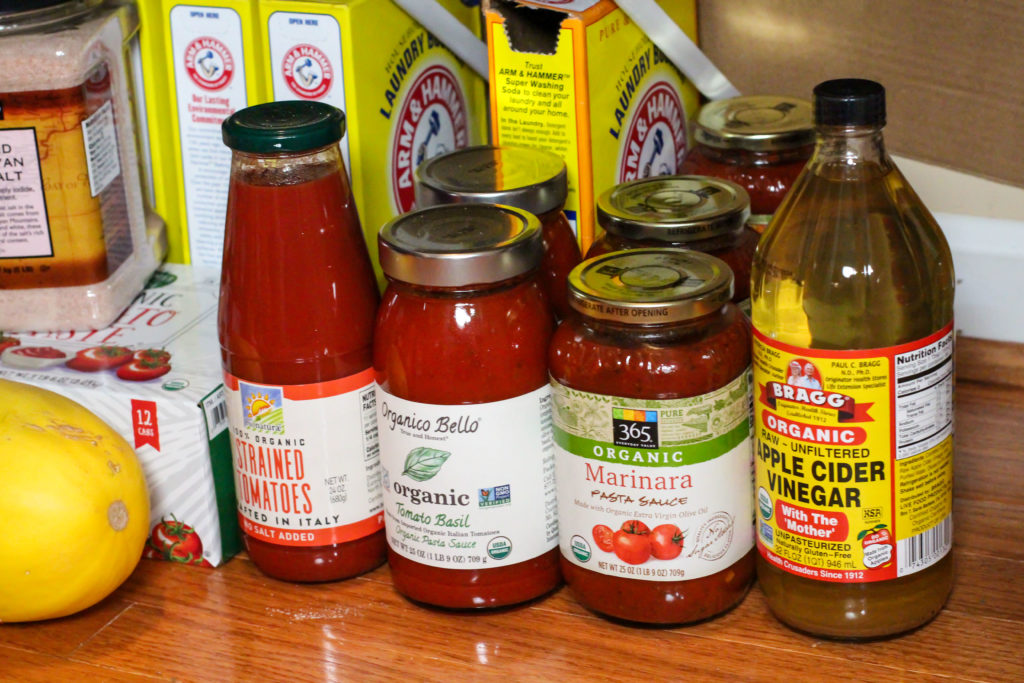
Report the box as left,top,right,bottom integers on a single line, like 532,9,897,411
750,79,955,638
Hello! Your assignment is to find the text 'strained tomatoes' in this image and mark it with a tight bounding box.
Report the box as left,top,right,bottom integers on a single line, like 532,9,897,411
649,524,685,560
65,346,133,372
592,524,614,552
613,527,651,565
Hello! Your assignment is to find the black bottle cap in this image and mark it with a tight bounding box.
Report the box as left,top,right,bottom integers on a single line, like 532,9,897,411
813,79,886,127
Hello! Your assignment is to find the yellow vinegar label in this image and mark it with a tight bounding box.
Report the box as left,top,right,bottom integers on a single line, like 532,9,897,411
752,323,954,583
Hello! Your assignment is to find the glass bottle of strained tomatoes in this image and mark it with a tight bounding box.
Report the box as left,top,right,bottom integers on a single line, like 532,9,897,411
219,101,385,582
549,249,754,624
414,145,581,318
374,204,560,609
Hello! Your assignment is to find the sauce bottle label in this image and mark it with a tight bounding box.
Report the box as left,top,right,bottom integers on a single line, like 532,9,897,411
223,369,383,547
751,324,954,583
376,385,557,569
551,371,754,581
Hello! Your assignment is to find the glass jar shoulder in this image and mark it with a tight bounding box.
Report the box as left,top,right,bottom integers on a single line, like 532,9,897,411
549,308,750,399
374,277,554,404
752,165,954,348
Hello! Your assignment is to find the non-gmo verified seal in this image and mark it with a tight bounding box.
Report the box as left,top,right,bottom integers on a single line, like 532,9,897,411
758,486,773,520
570,535,591,562
487,536,512,560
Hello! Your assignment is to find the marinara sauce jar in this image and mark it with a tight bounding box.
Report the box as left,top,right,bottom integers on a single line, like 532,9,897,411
679,95,813,232
414,145,581,318
588,176,757,309
374,204,560,609
219,101,385,582
549,249,754,624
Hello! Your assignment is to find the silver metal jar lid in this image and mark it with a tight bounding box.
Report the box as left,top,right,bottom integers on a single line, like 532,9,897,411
694,95,814,152
597,176,750,242
414,145,568,216
378,204,543,287
569,249,734,324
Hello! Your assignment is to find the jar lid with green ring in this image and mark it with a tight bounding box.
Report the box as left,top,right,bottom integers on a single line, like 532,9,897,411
222,100,345,154
694,95,813,152
597,176,750,243
414,145,568,216
568,249,734,325
378,204,543,288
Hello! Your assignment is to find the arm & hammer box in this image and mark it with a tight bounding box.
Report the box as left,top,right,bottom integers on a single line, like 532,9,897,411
135,0,265,269
0,264,240,568
484,0,699,251
258,0,490,287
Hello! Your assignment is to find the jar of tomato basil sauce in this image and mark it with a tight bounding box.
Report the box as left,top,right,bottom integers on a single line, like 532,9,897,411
414,145,581,318
219,101,384,582
679,95,813,232
375,204,560,609
549,249,754,624
588,176,757,310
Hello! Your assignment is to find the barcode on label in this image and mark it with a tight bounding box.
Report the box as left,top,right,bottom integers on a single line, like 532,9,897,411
898,514,952,575
202,386,229,437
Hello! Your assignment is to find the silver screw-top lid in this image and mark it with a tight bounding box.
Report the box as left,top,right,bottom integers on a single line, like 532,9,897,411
695,95,814,152
597,176,750,242
378,204,543,287
414,145,568,215
568,249,733,324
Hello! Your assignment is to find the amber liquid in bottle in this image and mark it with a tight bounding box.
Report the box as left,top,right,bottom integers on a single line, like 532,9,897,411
751,93,955,638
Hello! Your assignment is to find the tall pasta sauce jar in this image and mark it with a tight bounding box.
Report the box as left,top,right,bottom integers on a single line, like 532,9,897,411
219,101,385,582
679,96,813,232
374,204,560,609
588,176,757,310
414,145,582,319
549,249,754,624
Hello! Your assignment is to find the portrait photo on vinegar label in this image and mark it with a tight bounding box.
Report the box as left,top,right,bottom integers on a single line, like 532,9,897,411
752,326,954,584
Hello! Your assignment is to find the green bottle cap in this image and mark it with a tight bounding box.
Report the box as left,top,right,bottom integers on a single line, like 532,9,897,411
222,101,345,154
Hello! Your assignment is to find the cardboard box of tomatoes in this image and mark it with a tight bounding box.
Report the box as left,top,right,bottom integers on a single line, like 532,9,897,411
0,264,241,568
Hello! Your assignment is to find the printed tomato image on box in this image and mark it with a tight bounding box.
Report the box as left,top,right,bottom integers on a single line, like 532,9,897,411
485,0,699,251
259,0,489,286
0,265,241,568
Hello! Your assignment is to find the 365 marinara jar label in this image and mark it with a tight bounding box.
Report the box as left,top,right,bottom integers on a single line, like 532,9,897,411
224,369,383,547
551,371,753,581
752,324,954,583
376,385,557,570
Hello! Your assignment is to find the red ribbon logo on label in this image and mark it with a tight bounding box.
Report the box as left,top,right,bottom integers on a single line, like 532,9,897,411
184,37,235,91
131,399,160,450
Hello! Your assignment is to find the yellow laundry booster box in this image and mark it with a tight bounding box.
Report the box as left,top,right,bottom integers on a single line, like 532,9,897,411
258,0,490,284
136,1,265,267
485,0,699,251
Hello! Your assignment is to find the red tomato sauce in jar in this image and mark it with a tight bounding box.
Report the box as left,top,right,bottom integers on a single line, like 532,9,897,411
549,248,754,624
374,204,560,609
414,145,582,319
219,102,385,582
587,176,758,308
679,95,813,232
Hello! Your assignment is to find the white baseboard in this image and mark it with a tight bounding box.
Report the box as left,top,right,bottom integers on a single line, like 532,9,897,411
936,213,1024,344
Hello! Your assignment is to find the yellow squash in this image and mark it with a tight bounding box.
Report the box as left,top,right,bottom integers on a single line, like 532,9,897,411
0,378,149,622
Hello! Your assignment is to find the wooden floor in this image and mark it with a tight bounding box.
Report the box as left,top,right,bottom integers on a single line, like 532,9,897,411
2,337,1022,682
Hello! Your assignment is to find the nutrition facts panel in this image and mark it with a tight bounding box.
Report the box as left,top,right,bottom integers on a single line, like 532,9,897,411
894,330,954,459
